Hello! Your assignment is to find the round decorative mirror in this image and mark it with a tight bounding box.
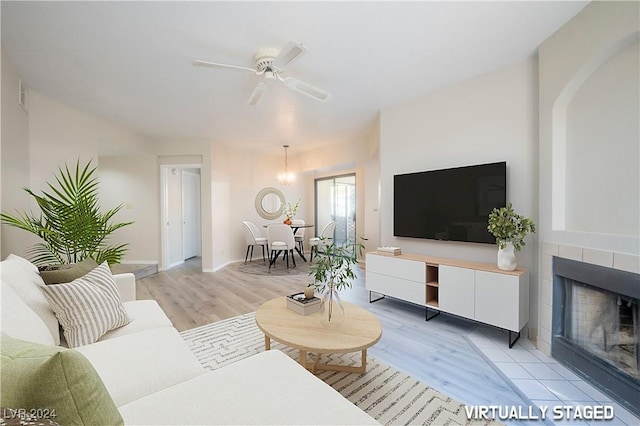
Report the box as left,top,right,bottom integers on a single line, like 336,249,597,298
255,187,286,220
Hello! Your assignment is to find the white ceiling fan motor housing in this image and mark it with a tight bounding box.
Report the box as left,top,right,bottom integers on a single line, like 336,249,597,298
254,47,280,71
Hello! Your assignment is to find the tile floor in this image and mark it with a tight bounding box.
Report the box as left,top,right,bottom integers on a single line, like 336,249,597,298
467,326,638,426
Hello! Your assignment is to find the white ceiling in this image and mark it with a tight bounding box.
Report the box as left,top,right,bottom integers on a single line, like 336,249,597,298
1,1,588,154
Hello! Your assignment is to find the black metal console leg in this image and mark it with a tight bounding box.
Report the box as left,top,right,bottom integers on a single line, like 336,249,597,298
368,291,385,303
508,330,521,348
425,306,441,321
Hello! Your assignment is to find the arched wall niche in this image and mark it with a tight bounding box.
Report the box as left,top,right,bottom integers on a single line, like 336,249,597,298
551,32,639,235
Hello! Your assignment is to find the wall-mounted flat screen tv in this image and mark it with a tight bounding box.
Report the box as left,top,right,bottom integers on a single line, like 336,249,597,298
393,161,506,244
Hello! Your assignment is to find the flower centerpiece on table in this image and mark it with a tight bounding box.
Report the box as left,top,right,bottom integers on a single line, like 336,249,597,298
487,203,535,271
282,200,300,224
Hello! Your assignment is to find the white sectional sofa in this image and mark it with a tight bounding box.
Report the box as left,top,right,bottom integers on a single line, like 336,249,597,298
1,254,378,425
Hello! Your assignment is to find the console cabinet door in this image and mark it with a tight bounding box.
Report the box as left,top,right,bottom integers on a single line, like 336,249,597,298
475,271,528,332
439,265,474,318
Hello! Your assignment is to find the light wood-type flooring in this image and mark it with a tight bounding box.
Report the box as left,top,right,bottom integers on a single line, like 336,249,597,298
136,257,532,425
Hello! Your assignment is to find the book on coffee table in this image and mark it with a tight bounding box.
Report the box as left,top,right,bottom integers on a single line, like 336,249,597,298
286,292,321,315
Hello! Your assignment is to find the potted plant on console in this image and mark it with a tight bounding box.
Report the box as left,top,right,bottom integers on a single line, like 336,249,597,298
308,236,366,328
487,203,535,271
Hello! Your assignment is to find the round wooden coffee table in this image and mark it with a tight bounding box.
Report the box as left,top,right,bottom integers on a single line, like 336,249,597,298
255,297,382,374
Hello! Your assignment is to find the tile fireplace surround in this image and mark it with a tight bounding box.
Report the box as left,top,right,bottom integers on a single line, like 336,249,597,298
538,242,639,356
537,241,639,416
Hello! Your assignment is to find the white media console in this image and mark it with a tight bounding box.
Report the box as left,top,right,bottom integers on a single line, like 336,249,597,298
365,251,529,347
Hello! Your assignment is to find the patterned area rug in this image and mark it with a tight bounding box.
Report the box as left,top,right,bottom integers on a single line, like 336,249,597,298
236,258,311,276
180,312,498,426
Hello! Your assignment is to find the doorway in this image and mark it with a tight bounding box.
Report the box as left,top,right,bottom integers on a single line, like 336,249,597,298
182,170,201,260
314,174,356,247
160,165,202,270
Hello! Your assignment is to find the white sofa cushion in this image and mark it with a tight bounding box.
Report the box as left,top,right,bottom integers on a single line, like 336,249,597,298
113,272,136,302
41,262,132,348
99,300,173,341
1,254,60,344
75,327,205,407
118,350,379,425
1,282,56,345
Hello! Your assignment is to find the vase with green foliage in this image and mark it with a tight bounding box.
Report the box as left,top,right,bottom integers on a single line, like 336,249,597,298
308,236,366,327
282,200,300,224
487,203,535,271
0,159,133,267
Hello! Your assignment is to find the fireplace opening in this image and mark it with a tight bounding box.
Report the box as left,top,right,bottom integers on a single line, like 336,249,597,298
552,257,640,417
563,280,639,380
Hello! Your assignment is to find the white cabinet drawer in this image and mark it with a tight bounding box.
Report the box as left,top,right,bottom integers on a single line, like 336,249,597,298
366,271,426,306
366,254,425,283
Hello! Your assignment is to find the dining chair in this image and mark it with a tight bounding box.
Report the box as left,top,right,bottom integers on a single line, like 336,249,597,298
309,220,336,262
241,221,268,264
267,224,296,271
291,219,306,255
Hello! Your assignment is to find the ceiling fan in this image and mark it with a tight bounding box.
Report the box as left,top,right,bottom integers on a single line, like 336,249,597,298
193,41,331,106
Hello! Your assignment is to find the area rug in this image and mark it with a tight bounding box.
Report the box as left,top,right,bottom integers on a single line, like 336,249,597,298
236,258,311,276
180,312,498,426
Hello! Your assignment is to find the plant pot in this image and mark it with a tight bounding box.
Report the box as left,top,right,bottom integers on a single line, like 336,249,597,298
497,241,517,271
283,218,292,225
319,284,345,328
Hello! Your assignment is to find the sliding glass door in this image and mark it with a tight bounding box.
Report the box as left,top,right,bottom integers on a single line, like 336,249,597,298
314,174,356,248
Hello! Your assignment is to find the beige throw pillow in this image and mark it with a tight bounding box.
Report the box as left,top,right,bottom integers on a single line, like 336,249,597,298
41,262,132,348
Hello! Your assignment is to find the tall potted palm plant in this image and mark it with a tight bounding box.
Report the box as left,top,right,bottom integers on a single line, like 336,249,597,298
0,159,133,267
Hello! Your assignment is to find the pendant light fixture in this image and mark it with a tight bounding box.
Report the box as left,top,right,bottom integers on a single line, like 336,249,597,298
277,144,295,185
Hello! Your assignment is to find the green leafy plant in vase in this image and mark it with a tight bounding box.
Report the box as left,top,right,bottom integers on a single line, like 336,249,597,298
308,236,367,327
487,203,535,271
0,159,133,268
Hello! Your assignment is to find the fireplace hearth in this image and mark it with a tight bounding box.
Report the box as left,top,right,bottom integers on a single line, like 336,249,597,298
552,257,639,417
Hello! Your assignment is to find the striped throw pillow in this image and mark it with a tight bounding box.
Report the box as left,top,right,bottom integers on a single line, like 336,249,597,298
41,262,132,348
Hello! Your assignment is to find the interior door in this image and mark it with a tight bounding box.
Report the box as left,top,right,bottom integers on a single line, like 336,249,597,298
314,174,356,248
182,170,201,260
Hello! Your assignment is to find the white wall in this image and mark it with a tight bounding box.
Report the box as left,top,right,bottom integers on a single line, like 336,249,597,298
565,40,638,235
1,47,31,258
380,58,539,334
25,92,162,265
99,155,159,264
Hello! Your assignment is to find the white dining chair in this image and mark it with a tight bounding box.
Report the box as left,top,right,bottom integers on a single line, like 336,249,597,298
267,224,296,271
241,221,268,264
309,220,336,262
291,219,306,255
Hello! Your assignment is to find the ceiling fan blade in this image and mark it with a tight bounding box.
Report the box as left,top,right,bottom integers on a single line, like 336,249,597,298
282,77,331,102
247,81,269,106
272,42,307,69
192,60,256,74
